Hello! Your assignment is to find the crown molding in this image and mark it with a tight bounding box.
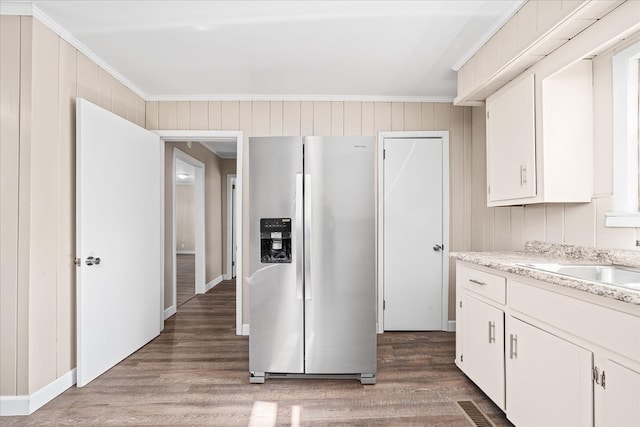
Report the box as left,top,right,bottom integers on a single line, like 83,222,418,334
146,94,455,103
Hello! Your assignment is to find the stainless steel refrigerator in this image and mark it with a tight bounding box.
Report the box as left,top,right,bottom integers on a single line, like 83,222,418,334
248,136,376,384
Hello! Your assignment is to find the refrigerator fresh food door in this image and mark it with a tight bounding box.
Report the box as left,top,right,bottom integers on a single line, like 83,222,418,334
249,137,304,375
303,136,377,375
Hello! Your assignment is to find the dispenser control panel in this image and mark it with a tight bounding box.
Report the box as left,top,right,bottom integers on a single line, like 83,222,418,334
260,218,292,263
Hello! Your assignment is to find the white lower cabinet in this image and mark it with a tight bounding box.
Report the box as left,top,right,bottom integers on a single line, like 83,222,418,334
461,294,505,410
455,261,640,427
506,316,593,427
593,356,640,427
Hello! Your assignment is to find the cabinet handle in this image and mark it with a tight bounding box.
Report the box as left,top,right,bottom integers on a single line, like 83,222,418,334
509,334,518,359
469,279,486,286
601,370,606,389
520,165,528,186
488,321,495,343
593,367,600,385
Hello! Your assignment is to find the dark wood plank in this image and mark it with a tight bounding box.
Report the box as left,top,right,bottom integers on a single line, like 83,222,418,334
176,253,195,307
3,280,513,426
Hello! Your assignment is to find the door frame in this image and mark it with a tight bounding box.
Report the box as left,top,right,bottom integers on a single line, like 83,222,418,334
173,148,205,308
377,131,450,334
226,174,237,280
155,130,244,335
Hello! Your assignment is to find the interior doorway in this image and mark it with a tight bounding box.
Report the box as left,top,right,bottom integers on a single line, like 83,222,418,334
156,130,244,335
173,149,205,311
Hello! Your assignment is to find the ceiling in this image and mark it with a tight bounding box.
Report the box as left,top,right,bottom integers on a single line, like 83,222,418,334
16,0,524,100
175,158,196,184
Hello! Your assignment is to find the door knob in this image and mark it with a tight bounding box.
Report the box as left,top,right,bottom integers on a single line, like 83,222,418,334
433,244,443,252
86,256,101,266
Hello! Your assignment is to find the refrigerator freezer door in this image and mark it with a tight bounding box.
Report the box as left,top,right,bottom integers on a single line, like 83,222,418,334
249,137,304,375
303,136,377,375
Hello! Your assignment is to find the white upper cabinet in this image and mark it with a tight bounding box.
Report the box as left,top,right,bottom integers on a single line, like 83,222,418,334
485,60,593,207
486,74,536,204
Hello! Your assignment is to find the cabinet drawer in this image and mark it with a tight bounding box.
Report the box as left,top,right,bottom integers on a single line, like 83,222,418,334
461,266,506,305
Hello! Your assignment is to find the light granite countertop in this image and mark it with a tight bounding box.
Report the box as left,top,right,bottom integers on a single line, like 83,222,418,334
450,241,640,306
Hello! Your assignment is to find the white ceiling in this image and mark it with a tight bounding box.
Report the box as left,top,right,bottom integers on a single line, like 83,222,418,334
16,0,524,100
175,158,196,184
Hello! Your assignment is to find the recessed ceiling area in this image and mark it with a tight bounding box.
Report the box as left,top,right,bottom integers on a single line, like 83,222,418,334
20,0,525,100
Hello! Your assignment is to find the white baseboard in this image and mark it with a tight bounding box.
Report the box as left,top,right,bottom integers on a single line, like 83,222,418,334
242,323,250,336
176,250,195,255
164,305,176,320
204,275,223,293
224,273,232,280
447,320,456,332
0,368,76,416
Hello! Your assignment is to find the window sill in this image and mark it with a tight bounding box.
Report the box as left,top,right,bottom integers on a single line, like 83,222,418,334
605,212,640,228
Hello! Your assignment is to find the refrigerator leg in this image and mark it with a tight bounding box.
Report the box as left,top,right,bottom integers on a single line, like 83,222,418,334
250,372,265,384
360,374,376,385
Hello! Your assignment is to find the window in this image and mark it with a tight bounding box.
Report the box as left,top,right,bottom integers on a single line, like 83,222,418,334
606,40,640,227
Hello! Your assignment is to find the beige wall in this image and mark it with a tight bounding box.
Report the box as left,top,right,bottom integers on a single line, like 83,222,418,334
175,185,195,252
0,15,146,396
469,37,640,253
146,101,473,325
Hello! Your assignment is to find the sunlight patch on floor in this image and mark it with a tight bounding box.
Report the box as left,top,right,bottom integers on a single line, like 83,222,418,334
247,401,303,426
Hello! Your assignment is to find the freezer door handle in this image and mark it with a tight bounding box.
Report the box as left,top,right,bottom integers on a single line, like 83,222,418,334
295,173,304,300
304,174,312,300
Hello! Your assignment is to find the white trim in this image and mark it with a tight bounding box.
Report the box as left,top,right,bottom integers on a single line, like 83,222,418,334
450,0,525,71
156,130,244,336
226,175,237,280
176,250,195,255
377,131,450,334
605,212,640,228
447,320,456,333
242,324,250,336
163,305,176,320
205,275,224,293
146,94,455,103
0,369,76,416
609,40,640,226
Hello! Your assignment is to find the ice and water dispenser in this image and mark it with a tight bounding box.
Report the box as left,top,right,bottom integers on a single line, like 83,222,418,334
260,218,292,263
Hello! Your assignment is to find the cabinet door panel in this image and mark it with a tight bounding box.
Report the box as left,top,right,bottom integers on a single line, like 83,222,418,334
595,358,640,427
462,294,505,410
486,74,536,203
506,317,592,427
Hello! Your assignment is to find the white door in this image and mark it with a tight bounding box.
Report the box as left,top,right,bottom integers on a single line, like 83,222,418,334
76,98,163,387
383,137,443,330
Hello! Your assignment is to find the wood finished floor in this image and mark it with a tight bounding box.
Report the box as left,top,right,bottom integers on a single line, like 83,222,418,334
4,280,513,426
177,254,196,307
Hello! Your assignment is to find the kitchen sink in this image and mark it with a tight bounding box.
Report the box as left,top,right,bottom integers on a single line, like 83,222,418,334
518,263,640,291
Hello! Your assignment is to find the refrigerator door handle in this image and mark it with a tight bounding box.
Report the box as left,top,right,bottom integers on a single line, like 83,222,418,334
295,173,304,300
304,173,312,300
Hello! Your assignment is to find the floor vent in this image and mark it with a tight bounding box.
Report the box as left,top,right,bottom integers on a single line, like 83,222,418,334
455,400,496,427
